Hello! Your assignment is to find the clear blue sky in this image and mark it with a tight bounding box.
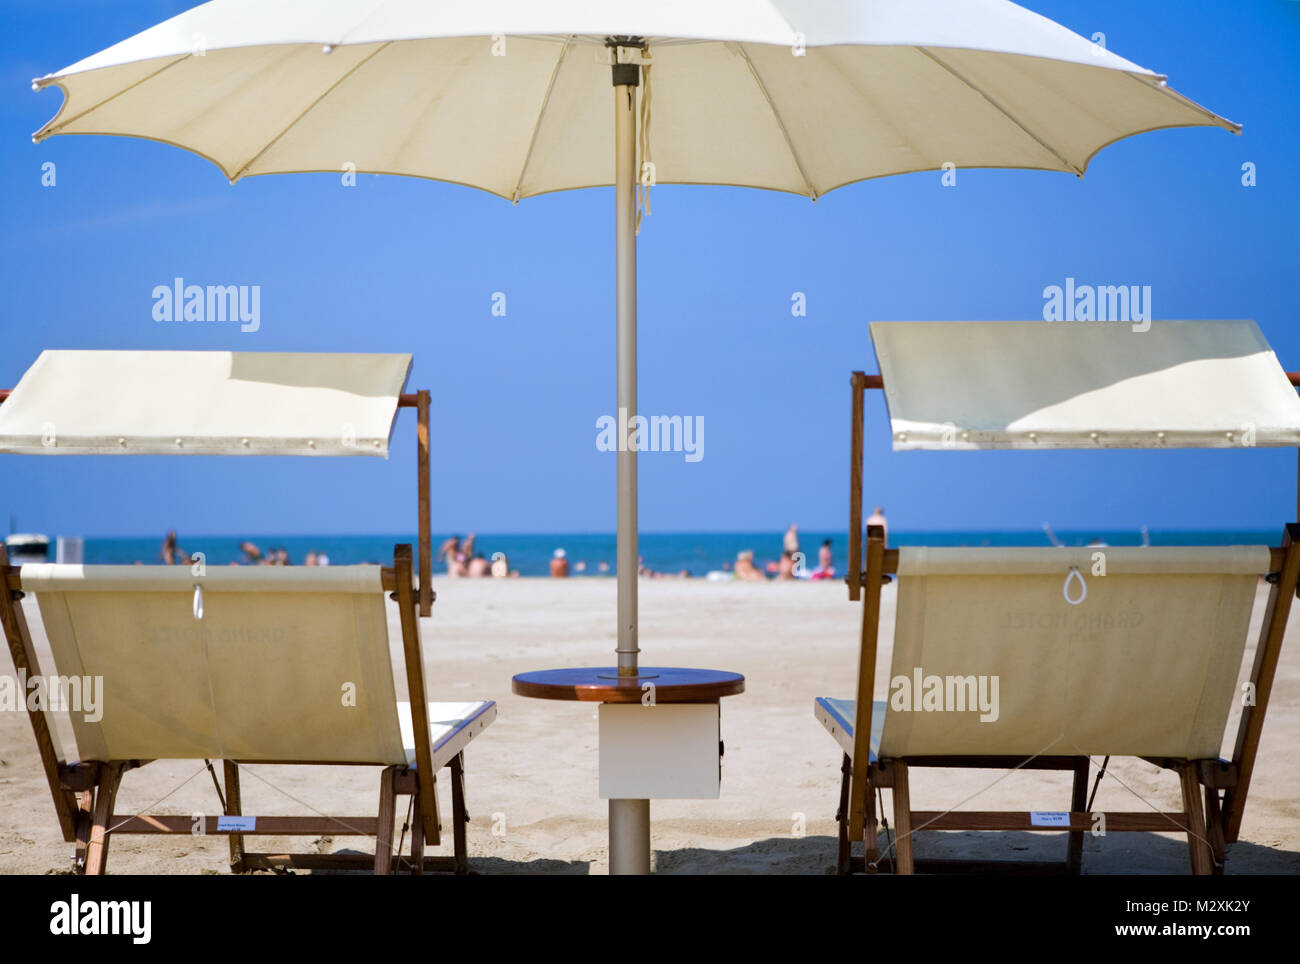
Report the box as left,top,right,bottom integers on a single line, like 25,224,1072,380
2,1,1298,538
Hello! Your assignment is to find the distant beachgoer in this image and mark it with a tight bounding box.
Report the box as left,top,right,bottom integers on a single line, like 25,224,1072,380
490,552,509,578
438,536,466,577
651,568,690,580
867,506,888,546
597,561,610,573
317,553,330,566
463,532,477,559
551,548,570,578
305,551,319,566
777,551,796,580
160,531,183,565
239,541,263,564
437,535,459,562
468,554,491,577
812,538,836,580
784,524,800,555
734,550,766,582
575,560,587,573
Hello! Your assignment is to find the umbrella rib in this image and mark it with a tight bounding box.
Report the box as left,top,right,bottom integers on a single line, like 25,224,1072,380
230,42,393,182
1124,70,1242,133
915,46,1084,176
34,54,191,142
732,43,818,200
511,38,573,203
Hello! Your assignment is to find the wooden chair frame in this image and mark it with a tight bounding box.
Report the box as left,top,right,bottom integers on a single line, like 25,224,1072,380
838,369,1300,875
0,543,475,875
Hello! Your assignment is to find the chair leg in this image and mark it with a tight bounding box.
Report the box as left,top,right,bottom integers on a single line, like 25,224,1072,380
223,761,246,874
374,766,397,875
892,762,914,875
863,781,878,871
1179,764,1212,875
1066,758,1088,874
84,763,123,876
408,798,425,875
450,752,469,875
1203,785,1227,875
72,789,93,872
835,754,852,874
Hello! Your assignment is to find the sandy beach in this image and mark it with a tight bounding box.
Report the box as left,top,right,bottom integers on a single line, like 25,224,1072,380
1,576,1297,875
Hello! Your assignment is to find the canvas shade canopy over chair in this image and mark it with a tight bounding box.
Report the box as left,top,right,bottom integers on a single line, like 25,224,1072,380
0,350,496,874
822,320,1300,875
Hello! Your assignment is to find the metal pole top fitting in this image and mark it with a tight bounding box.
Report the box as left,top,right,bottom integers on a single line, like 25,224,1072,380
606,36,646,87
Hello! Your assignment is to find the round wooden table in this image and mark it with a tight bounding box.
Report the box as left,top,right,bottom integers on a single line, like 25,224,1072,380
512,666,745,703
512,665,745,875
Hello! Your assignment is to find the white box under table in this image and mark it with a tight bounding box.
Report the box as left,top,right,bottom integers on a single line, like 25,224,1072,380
599,703,721,799
512,666,744,801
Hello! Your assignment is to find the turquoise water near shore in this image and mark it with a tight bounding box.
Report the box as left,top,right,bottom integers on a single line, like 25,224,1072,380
61,529,1282,576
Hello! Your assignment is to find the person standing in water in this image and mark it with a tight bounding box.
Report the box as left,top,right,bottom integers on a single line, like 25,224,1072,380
866,506,888,546
160,531,189,565
437,535,467,577
783,524,800,556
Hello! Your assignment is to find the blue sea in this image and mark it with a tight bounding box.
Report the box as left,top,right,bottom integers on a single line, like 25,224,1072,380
54,529,1284,576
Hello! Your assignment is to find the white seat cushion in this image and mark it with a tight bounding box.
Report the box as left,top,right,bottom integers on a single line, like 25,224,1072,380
814,697,884,762
397,700,496,770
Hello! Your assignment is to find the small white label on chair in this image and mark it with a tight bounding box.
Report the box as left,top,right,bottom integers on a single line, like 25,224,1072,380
1030,811,1069,827
217,816,256,832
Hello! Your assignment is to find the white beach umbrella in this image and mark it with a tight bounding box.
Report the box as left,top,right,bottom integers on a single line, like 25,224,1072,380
35,1,1237,194
33,0,1237,874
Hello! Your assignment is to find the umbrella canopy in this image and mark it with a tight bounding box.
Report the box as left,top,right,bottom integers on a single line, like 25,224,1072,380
33,0,1237,197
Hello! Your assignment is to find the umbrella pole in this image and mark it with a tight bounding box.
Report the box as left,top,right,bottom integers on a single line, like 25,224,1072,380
608,47,651,876
613,57,639,683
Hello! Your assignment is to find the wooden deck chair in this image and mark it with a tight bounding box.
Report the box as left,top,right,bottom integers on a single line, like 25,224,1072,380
0,543,496,875
0,350,436,616
822,320,1300,874
819,527,1300,874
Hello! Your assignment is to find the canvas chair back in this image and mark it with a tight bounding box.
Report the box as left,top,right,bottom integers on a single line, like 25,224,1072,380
19,564,406,765
877,545,1267,759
